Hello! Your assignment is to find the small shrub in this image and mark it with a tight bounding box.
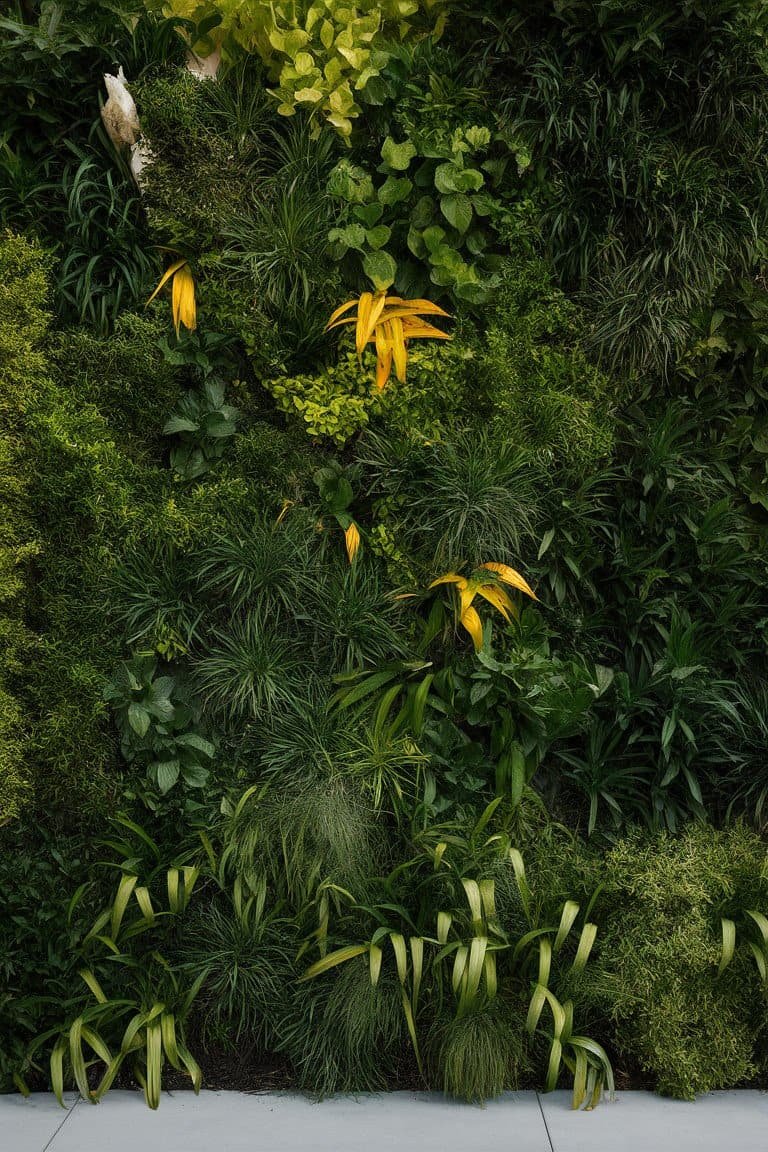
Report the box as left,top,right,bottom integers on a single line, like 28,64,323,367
593,824,768,1099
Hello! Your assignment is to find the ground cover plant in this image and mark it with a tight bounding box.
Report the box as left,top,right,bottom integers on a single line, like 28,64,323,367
3,0,768,1112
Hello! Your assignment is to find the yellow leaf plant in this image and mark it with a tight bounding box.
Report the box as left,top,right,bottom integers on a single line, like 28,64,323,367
429,562,538,651
147,257,197,336
326,291,452,389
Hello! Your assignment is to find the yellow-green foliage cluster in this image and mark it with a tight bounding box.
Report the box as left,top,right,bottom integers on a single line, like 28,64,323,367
0,233,50,819
268,342,466,444
470,257,617,476
596,824,768,1099
147,0,446,137
0,234,188,821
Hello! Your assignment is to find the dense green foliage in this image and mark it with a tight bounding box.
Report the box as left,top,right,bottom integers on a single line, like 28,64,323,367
3,0,768,1111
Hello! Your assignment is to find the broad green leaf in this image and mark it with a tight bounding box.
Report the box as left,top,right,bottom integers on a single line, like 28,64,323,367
381,136,416,170
440,192,473,233
365,224,392,249
378,175,412,206
127,703,150,738
363,250,397,291
155,760,180,794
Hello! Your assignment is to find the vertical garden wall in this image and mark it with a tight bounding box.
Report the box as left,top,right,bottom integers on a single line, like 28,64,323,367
2,0,768,1108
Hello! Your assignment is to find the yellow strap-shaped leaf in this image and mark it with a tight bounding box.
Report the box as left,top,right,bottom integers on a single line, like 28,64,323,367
475,582,517,624
479,561,538,600
172,263,196,336
460,604,484,651
325,297,358,328
147,258,187,305
429,573,466,589
344,521,361,563
389,315,408,382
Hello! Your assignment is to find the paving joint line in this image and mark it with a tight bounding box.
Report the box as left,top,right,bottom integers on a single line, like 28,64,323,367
535,1092,555,1152
41,1095,82,1152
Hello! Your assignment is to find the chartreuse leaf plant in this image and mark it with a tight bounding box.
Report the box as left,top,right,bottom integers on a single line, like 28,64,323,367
35,851,203,1110
145,1,448,139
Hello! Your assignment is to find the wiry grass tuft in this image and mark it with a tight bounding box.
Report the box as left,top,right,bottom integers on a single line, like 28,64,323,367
431,1002,527,1103
193,616,303,724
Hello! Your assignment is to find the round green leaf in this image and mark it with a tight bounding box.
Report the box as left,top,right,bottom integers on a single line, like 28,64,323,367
366,224,392,250
363,250,397,291
440,192,473,234
381,136,416,171
378,176,413,206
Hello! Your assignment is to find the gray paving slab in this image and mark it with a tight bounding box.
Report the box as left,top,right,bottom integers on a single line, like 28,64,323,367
0,1093,76,1152
43,1090,551,1152
540,1088,768,1152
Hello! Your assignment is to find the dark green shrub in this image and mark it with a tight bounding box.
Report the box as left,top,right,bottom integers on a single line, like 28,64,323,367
278,960,405,1095
454,0,768,375
467,256,617,476
179,899,297,1053
51,312,184,459
0,823,93,1090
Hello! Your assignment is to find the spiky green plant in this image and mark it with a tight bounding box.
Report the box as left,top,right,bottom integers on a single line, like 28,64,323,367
193,616,303,724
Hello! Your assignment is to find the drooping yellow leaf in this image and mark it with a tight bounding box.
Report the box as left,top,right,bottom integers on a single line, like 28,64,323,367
375,321,394,389
276,498,294,524
460,604,484,651
400,318,453,340
146,258,187,305
479,561,538,600
356,291,387,356
173,263,197,335
325,298,358,328
458,580,478,619
327,293,453,390
355,291,373,356
475,583,517,623
345,521,361,563
428,573,467,589
390,315,407,382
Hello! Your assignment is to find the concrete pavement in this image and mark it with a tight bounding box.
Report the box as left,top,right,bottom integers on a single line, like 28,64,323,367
3,1089,768,1152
